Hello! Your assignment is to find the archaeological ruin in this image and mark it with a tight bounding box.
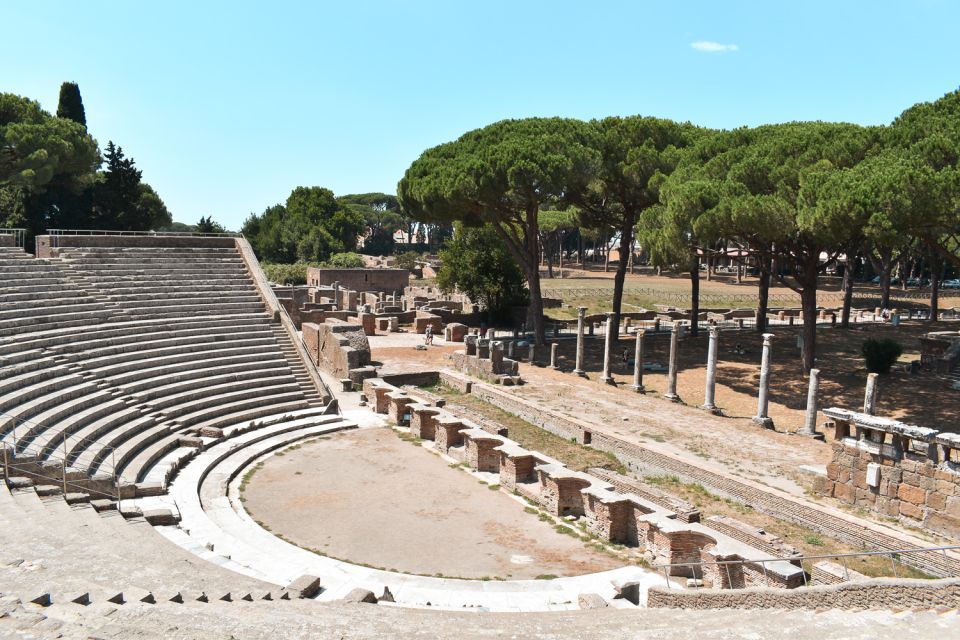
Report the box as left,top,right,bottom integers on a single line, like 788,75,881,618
0,230,958,638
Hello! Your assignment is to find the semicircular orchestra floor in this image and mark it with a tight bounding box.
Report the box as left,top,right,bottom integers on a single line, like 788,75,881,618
240,427,624,580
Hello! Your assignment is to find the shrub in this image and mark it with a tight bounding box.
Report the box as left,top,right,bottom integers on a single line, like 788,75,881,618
325,252,365,268
394,250,420,272
262,262,309,285
861,338,903,374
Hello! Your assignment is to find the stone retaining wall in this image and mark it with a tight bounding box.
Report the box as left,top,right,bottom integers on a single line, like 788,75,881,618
815,408,960,539
647,578,960,610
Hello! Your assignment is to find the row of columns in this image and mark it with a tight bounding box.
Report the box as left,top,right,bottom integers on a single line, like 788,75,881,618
565,310,839,437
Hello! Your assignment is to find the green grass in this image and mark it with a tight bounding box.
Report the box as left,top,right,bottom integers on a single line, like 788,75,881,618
426,384,626,474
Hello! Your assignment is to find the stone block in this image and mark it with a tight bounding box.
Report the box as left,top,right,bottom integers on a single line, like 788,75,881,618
444,322,468,342
927,491,948,512
286,575,322,599
825,463,839,481
899,501,923,520
578,593,608,609
833,483,855,504
143,509,180,526
897,483,926,506
342,588,378,604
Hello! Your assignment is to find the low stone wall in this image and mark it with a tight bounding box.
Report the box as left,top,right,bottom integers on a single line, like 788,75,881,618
647,578,960,610
302,319,372,383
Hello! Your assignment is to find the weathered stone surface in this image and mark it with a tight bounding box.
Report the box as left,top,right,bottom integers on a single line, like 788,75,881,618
342,588,378,604
286,575,322,599
577,593,608,609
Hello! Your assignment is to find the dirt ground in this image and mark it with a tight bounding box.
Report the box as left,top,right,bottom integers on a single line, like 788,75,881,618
240,428,623,579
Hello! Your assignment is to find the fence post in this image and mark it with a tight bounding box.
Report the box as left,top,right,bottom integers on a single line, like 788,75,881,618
61,433,68,496
890,553,899,578
661,566,671,589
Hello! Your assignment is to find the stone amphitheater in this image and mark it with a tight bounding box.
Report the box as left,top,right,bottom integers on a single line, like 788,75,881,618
1,231,958,639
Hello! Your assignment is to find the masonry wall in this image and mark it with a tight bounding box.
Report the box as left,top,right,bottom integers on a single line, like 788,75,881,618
818,439,960,538
0,235,14,247
307,267,409,293
647,578,960,610
302,320,371,381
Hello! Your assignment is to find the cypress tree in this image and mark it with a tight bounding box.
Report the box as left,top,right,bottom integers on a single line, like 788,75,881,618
56,82,87,128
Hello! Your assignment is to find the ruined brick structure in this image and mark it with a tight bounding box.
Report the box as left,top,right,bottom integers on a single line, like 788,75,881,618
814,408,960,538
306,267,409,293
302,319,376,384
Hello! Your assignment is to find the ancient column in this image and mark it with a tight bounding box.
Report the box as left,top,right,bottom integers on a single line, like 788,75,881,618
863,373,879,415
664,323,681,401
573,306,587,377
752,333,775,428
528,342,536,364
600,312,615,385
799,368,821,437
507,340,515,358
631,329,645,393
550,343,559,370
702,326,720,414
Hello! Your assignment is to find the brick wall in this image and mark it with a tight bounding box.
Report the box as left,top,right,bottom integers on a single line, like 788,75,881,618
647,578,960,610
307,268,409,293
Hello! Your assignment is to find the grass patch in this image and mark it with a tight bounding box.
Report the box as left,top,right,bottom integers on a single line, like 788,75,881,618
424,385,626,474
804,534,824,547
535,574,559,580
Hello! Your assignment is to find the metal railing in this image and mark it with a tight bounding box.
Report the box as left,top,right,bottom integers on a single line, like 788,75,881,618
0,228,26,248
654,545,960,590
46,229,243,249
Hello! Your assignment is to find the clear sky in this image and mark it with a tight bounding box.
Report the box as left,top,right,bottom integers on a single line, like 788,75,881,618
3,1,958,230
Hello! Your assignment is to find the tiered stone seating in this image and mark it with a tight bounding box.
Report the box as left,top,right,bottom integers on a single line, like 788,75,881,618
0,243,327,495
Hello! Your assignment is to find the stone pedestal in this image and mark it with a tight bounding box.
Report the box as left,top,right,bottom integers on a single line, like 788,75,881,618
664,324,681,401
752,333,775,428
600,312,615,385
798,368,823,439
528,343,536,363
550,343,559,370
630,329,645,393
573,306,587,376
702,326,720,414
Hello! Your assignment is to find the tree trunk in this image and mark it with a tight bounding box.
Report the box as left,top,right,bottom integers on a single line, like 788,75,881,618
610,215,637,337
879,264,892,309
757,257,771,334
603,233,610,273
841,252,855,329
689,253,701,337
930,257,941,322
799,258,820,374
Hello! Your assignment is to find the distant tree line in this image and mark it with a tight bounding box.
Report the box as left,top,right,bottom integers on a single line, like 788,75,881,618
1,83,173,247
399,89,960,372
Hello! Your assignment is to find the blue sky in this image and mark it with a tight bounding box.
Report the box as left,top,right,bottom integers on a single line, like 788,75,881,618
3,1,958,230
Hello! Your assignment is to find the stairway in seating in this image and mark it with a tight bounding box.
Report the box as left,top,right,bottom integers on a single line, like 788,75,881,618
270,323,323,406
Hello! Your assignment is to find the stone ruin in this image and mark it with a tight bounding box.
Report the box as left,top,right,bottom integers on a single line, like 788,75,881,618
814,407,960,538
920,330,960,375
363,377,807,590
302,318,376,385
452,335,521,385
